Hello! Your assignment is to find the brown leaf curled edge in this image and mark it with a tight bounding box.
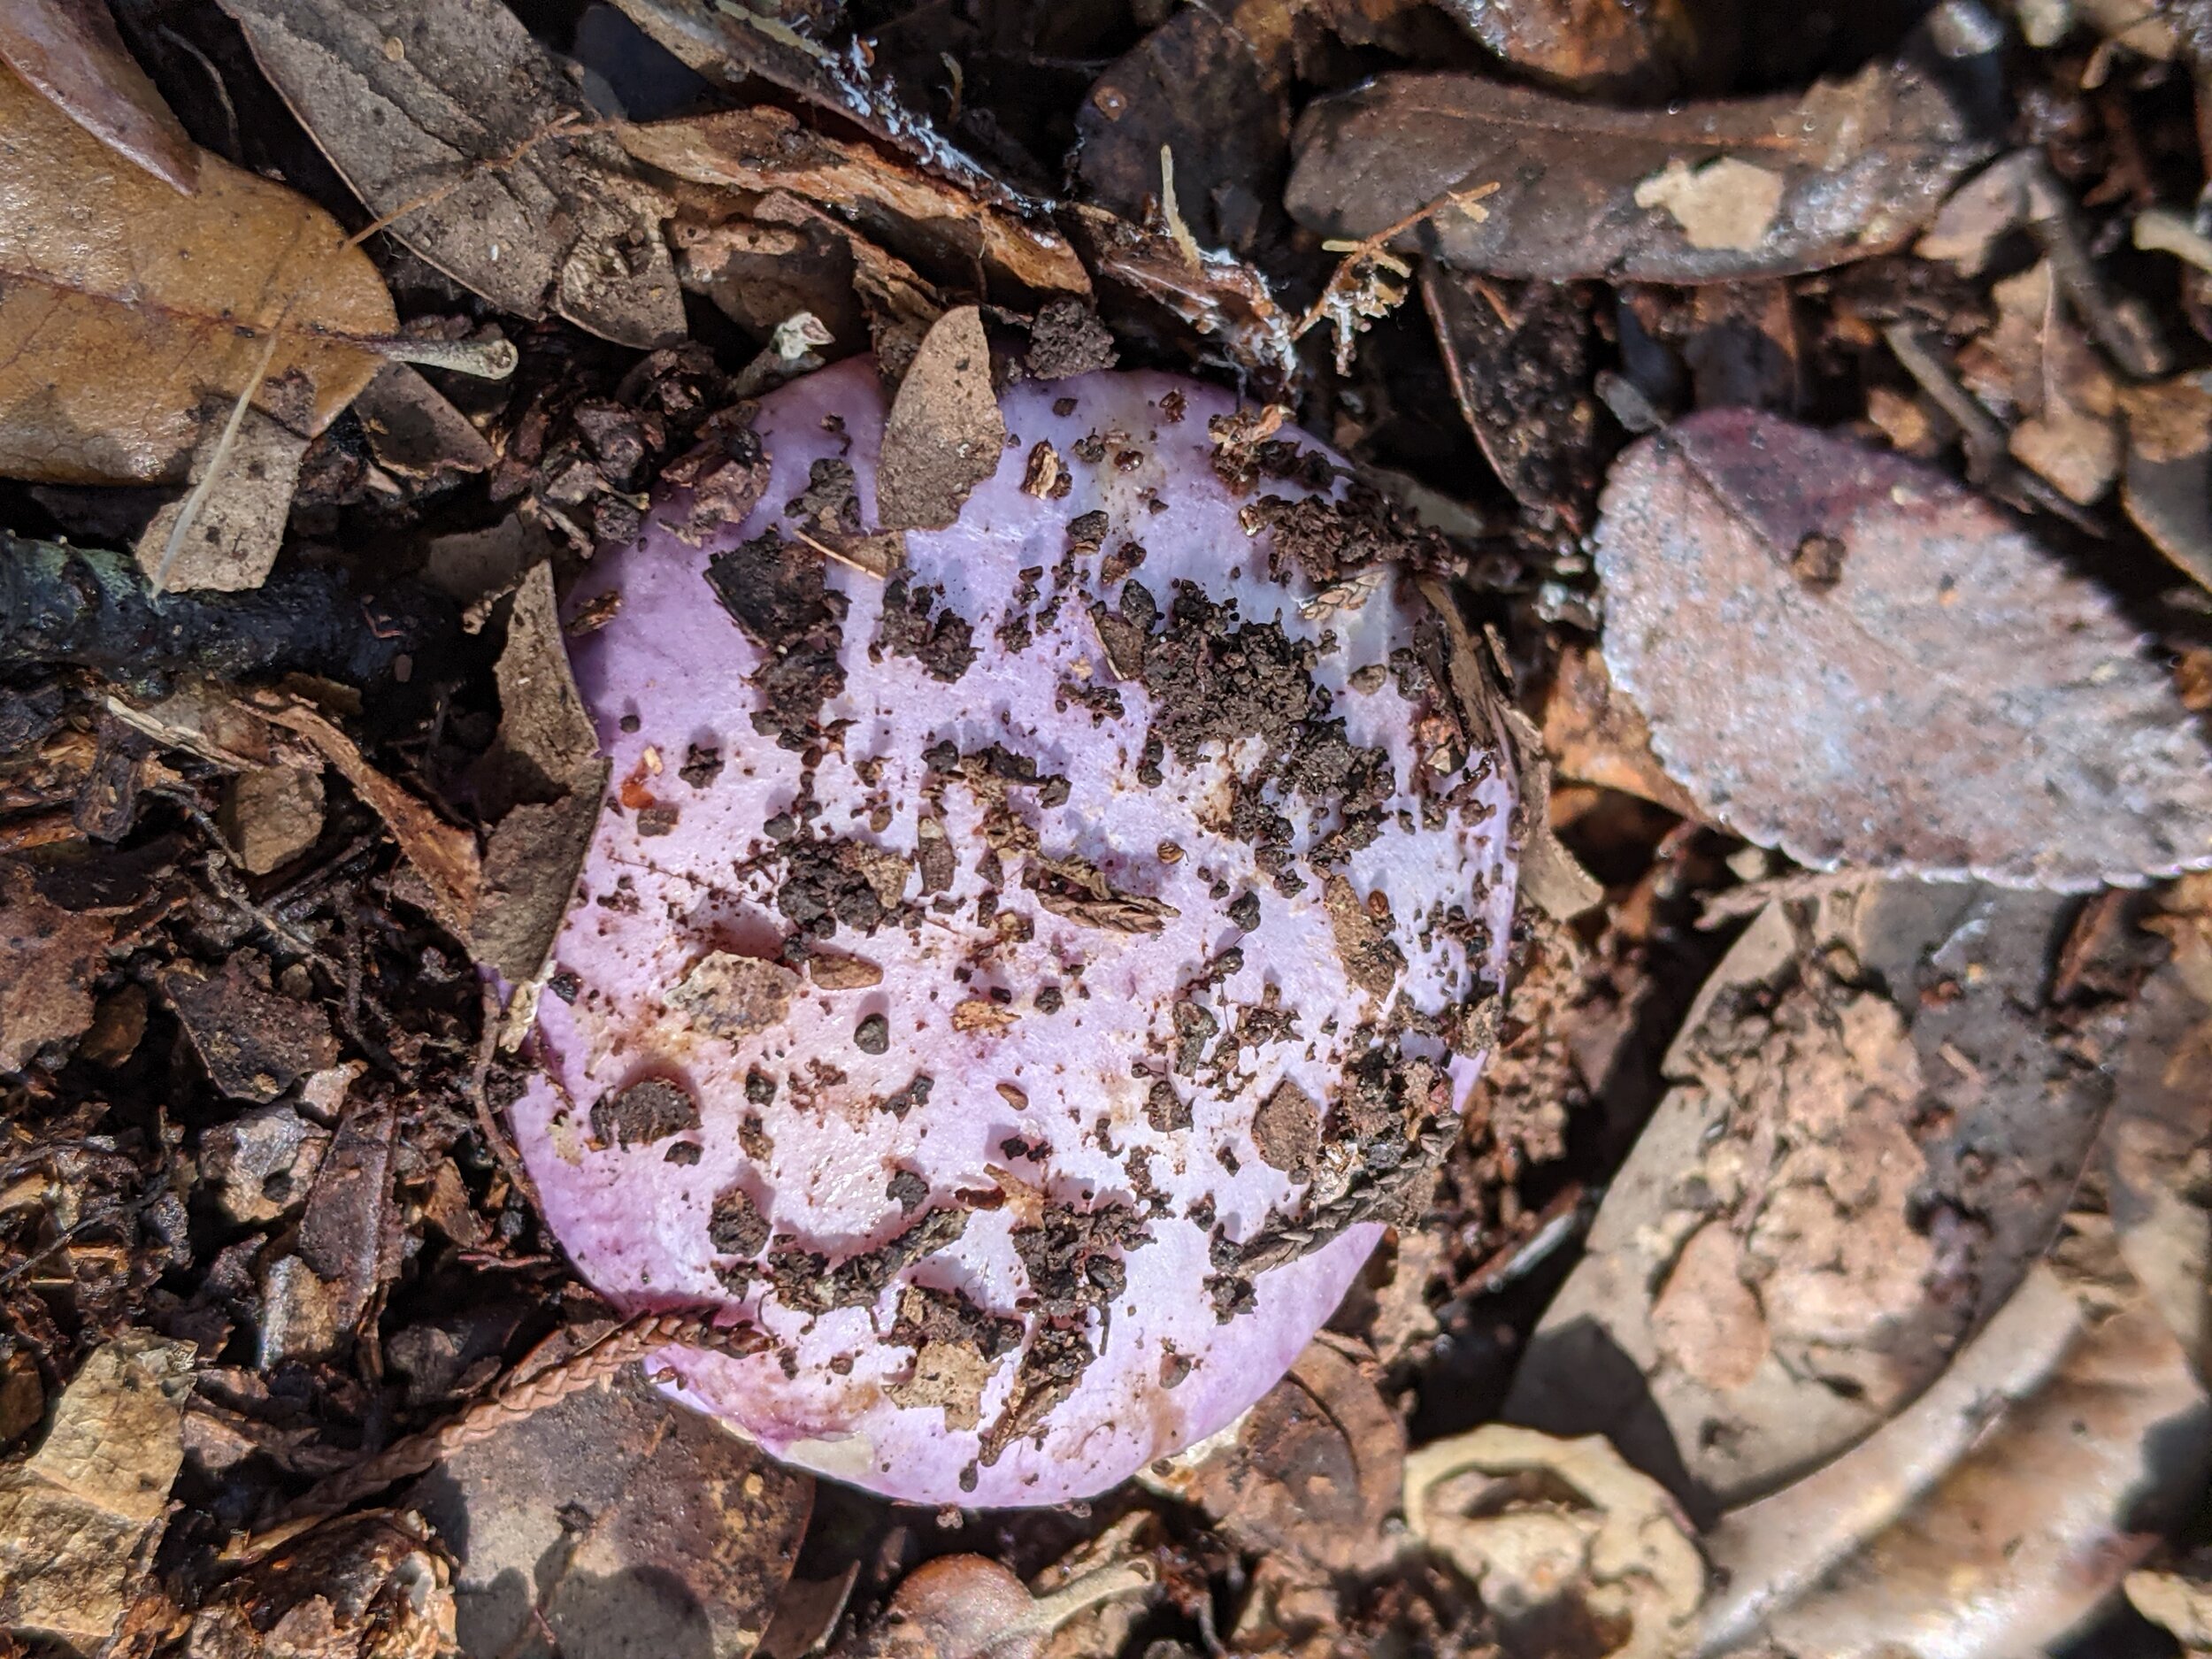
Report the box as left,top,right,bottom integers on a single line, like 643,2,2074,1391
1286,63,1988,284
1595,409,2212,891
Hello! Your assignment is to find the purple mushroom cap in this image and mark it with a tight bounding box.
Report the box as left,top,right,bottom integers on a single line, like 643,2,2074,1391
512,357,1517,1506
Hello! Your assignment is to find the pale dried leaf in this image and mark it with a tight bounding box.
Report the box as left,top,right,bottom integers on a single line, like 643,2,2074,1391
875,306,1006,531
0,1333,194,1648
1405,1423,1702,1659
217,0,683,349
1595,410,2212,889
0,66,392,486
132,405,310,594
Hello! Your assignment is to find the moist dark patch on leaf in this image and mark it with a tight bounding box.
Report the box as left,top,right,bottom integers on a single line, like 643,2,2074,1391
591,1077,700,1149
763,1203,970,1314
709,1183,772,1256
876,577,979,683
704,528,849,749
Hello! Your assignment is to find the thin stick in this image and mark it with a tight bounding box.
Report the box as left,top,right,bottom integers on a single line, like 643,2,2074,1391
269,1310,763,1533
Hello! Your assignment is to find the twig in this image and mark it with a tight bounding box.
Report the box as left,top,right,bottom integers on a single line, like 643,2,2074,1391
1294,181,1501,372
266,1310,764,1535
1880,322,2103,534
469,980,541,1215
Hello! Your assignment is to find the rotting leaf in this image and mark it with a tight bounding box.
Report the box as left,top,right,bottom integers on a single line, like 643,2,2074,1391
1063,204,1298,386
1594,409,2212,889
1074,6,1287,257
1405,1423,1703,1659
876,306,1006,531
1508,881,2105,1510
249,692,484,939
1286,62,1986,283
411,1368,810,1659
0,860,113,1073
0,0,196,192
184,1512,455,1659
0,65,394,486
217,0,683,349
1421,265,1599,522
160,953,340,1104
0,1333,194,1652
619,106,1089,300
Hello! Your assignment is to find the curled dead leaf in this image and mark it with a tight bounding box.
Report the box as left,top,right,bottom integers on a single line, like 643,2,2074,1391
1405,1424,1703,1659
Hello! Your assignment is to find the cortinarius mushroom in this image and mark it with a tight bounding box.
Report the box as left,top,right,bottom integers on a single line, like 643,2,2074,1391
513,355,1517,1506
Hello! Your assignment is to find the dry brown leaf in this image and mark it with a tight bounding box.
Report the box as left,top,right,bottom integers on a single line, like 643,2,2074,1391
875,306,1006,531
0,860,113,1072
1700,1263,2209,1656
250,694,484,938
185,1513,454,1659
1595,410,2212,889
467,563,606,983
1143,1336,1402,1578
412,1367,810,1659
619,106,1089,300
2118,374,2212,593
0,1333,194,1650
217,0,683,349
0,0,195,192
0,65,393,486
1286,62,1985,283
1539,641,1699,816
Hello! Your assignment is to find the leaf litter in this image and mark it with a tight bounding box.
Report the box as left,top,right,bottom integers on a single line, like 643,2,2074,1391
5,0,2212,1655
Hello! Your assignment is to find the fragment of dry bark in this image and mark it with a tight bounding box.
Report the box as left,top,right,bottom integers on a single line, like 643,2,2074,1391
1288,61,1987,283
217,0,682,349
619,106,1089,300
